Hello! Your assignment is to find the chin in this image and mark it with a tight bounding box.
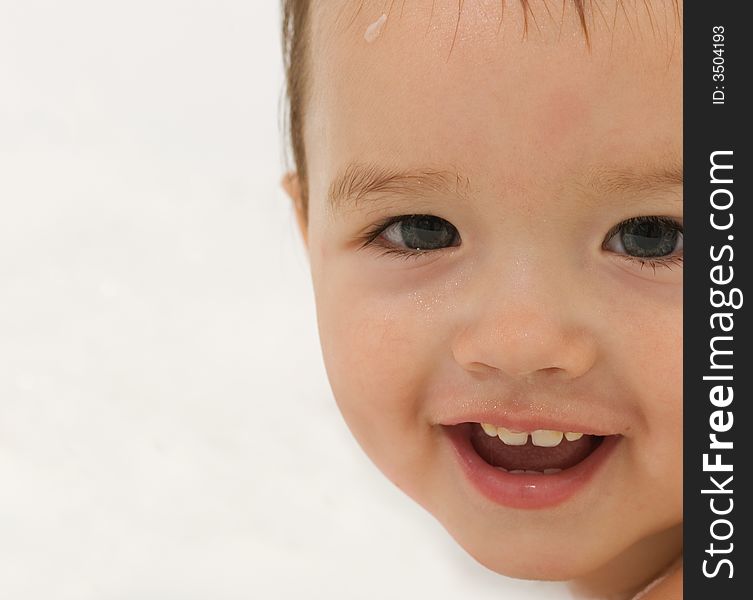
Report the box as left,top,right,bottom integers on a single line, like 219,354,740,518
443,523,608,583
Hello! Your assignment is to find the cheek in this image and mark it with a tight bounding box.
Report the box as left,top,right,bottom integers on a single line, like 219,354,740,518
644,309,683,495
631,304,682,429
610,294,683,495
313,269,437,466
600,276,682,420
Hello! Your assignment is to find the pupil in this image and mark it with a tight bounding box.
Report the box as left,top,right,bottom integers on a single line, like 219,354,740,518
621,219,678,257
401,216,456,250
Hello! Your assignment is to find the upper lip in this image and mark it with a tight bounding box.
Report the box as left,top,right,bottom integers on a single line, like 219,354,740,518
438,410,627,437
429,382,637,437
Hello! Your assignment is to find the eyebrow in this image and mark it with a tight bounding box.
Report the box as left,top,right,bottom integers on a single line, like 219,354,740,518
581,162,683,197
327,163,470,215
327,160,683,215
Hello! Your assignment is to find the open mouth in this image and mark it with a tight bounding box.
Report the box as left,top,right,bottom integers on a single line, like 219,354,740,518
443,421,621,509
469,422,605,474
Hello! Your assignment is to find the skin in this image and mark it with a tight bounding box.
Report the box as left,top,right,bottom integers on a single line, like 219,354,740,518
283,1,682,597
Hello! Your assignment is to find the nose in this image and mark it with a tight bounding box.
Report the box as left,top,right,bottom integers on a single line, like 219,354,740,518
451,266,598,381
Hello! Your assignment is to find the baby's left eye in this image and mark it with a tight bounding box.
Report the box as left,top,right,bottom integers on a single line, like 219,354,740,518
603,216,683,259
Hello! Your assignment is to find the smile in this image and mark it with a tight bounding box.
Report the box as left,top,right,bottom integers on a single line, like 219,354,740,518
473,423,599,473
443,421,621,509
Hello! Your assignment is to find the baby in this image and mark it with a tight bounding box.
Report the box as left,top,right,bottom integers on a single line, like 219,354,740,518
280,1,682,598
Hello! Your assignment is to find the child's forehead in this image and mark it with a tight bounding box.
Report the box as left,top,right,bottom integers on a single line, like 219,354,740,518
311,0,681,60
308,0,682,121
305,0,681,203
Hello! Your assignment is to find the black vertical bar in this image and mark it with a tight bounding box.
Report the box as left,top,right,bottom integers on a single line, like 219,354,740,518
684,1,751,597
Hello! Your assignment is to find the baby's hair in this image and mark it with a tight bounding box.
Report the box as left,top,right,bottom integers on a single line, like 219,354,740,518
280,0,679,219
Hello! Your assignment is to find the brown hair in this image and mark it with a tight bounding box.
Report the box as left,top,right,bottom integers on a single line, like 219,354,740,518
280,1,679,217
281,0,313,216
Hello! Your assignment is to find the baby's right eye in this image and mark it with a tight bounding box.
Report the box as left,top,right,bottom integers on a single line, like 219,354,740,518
361,214,461,258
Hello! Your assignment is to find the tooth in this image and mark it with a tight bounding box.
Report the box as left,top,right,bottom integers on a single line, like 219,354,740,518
565,432,584,442
544,468,563,474
531,430,564,447
497,427,529,446
480,422,498,437
494,466,508,472
509,469,526,474
524,470,543,475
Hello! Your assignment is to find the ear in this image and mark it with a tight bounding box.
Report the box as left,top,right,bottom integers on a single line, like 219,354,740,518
281,172,308,248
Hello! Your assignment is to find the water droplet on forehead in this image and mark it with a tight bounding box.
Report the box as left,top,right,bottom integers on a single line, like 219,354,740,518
364,14,388,44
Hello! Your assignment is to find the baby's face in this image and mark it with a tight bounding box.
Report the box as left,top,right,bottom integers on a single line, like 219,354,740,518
293,0,682,590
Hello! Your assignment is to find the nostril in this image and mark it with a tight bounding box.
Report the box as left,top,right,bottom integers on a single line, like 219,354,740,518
451,309,599,381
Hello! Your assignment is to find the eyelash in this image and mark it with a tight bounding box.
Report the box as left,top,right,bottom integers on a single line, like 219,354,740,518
357,215,447,262
357,215,684,270
602,216,684,272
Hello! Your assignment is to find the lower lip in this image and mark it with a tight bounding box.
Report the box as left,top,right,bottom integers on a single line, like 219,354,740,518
442,424,621,510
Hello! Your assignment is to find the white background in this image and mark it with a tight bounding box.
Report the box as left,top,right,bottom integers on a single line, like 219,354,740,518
0,2,569,598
